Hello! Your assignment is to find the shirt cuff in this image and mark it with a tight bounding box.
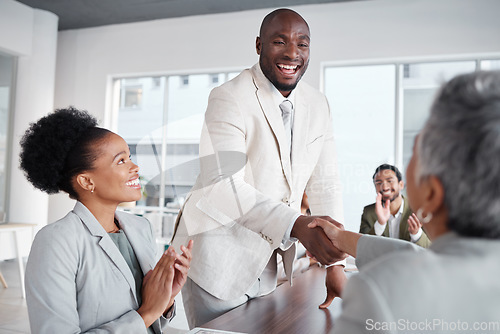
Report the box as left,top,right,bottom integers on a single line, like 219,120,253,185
324,258,347,268
281,212,301,249
374,220,386,236
410,228,423,243
162,300,176,322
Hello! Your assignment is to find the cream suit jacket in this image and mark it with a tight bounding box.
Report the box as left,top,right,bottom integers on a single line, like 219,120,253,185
171,63,343,300
333,233,500,333
25,202,171,333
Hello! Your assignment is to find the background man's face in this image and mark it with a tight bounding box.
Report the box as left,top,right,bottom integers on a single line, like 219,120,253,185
256,12,310,96
374,169,404,202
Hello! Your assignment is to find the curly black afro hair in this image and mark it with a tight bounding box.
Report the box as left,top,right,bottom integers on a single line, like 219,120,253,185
19,107,110,199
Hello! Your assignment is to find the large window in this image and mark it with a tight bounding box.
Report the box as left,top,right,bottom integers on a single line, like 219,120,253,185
324,64,396,233
0,52,16,221
112,71,240,209
481,59,500,70
400,61,476,168
324,57,499,232
111,71,239,243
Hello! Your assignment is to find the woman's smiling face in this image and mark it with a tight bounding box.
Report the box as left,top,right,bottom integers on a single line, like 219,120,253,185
85,132,142,205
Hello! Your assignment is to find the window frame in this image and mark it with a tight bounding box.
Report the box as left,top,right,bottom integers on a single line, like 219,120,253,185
321,54,500,232
320,53,500,168
0,51,17,221
106,67,243,210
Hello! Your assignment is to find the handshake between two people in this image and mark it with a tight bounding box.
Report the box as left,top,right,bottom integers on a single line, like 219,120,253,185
291,215,348,265
291,215,361,308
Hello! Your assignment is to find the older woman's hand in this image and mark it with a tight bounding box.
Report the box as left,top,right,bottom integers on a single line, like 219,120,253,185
309,219,362,258
308,218,343,250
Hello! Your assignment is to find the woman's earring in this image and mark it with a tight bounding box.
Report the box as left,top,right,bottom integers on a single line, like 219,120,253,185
91,187,95,193
416,208,432,224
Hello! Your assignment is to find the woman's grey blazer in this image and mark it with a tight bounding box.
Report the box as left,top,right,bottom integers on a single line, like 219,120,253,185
333,233,500,333
25,201,171,333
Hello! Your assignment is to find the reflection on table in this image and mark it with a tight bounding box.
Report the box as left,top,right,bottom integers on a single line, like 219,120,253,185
200,265,349,334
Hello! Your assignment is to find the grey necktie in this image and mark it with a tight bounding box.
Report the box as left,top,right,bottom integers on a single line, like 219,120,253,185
279,99,293,151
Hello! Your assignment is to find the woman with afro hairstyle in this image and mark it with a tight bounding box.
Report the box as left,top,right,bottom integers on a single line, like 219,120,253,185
19,107,193,334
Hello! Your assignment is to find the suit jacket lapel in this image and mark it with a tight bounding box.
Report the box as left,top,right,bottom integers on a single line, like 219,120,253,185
382,223,390,237
117,212,156,276
399,196,411,240
73,202,138,303
251,64,292,189
291,88,309,186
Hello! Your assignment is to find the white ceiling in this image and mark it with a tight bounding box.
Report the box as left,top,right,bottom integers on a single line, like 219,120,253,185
15,0,366,30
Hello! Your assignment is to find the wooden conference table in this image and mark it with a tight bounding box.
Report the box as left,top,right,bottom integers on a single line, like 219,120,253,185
200,265,347,334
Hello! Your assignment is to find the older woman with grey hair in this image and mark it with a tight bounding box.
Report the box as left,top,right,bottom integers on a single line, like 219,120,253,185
310,70,500,333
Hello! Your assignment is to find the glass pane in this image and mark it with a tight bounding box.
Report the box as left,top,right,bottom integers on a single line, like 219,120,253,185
161,72,241,207
324,65,396,233
116,76,166,206
228,72,240,81
161,74,214,206
0,52,15,217
115,71,239,209
480,59,500,70
122,86,142,108
401,61,476,170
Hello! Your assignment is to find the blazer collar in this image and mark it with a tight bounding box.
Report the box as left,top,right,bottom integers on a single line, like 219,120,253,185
290,89,309,178
402,195,409,213
72,201,139,304
115,210,156,275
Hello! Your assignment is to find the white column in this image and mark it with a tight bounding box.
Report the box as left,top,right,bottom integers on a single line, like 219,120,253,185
6,9,58,258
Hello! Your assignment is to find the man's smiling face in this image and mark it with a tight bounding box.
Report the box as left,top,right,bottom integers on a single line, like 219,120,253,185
374,169,404,203
256,10,310,97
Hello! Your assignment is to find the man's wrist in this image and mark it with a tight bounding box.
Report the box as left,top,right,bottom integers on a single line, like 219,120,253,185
375,216,387,225
325,262,346,269
410,227,423,242
373,220,386,236
290,215,306,239
284,212,301,243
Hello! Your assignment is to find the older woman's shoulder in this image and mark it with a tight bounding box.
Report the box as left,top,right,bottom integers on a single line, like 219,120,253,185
352,246,440,302
347,249,440,312
347,240,500,322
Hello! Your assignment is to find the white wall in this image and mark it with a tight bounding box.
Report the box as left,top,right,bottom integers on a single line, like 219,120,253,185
0,0,58,260
51,0,500,227
0,0,33,56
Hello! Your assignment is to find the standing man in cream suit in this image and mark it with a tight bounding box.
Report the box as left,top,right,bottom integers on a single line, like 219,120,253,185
171,8,346,327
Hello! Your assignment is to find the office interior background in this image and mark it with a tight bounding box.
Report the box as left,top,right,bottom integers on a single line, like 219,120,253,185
1,0,500,264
